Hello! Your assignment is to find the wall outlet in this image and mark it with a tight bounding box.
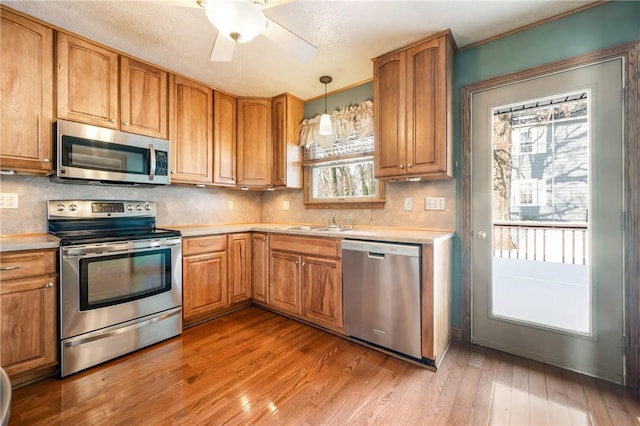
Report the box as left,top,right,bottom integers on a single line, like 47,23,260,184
227,200,234,210
424,196,445,211
403,197,413,212
0,193,18,209
282,200,290,211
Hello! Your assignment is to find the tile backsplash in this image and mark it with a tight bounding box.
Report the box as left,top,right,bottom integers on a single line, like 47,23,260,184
0,175,261,235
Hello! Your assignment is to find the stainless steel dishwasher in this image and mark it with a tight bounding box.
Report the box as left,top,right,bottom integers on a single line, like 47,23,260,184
342,240,422,359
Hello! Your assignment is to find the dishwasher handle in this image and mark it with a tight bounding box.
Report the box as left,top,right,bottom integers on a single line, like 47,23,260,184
342,240,421,257
367,252,386,260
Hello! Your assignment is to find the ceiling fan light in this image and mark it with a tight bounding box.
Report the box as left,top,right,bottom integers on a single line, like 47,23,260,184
205,1,267,43
319,113,333,135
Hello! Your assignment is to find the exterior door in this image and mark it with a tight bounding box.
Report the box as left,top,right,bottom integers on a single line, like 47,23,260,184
472,59,624,383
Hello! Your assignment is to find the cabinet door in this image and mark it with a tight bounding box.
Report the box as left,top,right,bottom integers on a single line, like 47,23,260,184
272,94,303,188
213,91,237,186
229,233,251,303
57,33,119,128
302,256,344,330
0,10,54,174
120,57,168,138
405,35,451,176
269,250,301,314
183,251,228,320
169,75,213,184
237,98,272,187
1,276,57,376
252,233,269,303
373,49,406,178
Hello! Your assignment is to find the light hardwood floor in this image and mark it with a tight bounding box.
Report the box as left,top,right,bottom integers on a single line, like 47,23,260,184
9,307,640,425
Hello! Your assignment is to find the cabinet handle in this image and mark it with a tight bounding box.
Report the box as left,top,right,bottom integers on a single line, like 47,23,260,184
42,158,50,163
198,243,214,247
407,163,412,168
44,282,54,289
123,121,129,126
0,265,21,271
399,164,404,169
197,256,215,261
110,118,116,123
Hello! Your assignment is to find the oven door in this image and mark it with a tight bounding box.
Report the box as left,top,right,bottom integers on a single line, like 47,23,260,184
60,237,182,339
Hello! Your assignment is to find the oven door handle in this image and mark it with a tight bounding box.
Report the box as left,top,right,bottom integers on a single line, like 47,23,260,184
62,243,133,257
63,308,181,348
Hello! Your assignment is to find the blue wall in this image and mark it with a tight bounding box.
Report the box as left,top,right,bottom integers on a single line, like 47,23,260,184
301,1,640,327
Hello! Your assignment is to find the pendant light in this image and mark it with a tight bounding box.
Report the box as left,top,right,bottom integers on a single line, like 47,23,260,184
319,75,333,136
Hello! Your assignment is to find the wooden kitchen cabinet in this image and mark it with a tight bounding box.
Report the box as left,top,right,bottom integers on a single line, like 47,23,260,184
120,56,168,139
268,234,344,333
237,98,272,187
213,91,238,186
169,75,214,184
251,233,269,303
0,9,54,175
182,235,228,325
228,233,252,303
0,249,57,386
373,29,454,180
269,251,302,315
57,33,119,129
272,93,304,188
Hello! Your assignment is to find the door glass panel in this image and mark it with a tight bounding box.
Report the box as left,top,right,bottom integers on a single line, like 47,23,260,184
491,91,590,334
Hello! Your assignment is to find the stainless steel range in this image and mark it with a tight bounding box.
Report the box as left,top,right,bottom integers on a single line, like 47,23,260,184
48,200,182,377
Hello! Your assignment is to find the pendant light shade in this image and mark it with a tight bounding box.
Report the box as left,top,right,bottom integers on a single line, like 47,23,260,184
205,1,267,43
319,75,333,136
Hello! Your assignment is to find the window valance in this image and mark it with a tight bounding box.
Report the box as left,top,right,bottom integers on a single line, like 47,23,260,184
299,100,373,148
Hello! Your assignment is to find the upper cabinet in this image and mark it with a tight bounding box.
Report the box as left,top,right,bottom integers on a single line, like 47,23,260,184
57,33,168,138
373,30,455,180
237,98,272,187
169,75,214,184
120,57,168,138
57,33,119,129
272,93,304,188
0,10,54,174
213,91,238,186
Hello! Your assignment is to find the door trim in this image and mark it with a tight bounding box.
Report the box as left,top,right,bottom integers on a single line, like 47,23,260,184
461,41,640,388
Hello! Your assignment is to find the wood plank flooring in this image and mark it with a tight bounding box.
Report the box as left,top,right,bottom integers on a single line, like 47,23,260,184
9,307,640,425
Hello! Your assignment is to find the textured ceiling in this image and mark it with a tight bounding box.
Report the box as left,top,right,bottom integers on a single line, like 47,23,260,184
3,0,594,100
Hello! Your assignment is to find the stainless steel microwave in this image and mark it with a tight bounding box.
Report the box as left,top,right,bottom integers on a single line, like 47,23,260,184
55,120,170,185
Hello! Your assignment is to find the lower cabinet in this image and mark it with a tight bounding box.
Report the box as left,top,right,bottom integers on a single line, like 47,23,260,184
267,234,344,333
0,249,58,386
182,235,228,324
228,233,251,303
251,233,269,303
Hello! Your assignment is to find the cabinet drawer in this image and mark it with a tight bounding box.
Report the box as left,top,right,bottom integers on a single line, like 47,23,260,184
184,235,227,255
270,235,340,258
0,250,57,281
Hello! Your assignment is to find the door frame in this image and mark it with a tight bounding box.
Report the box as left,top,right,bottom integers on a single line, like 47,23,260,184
461,41,640,388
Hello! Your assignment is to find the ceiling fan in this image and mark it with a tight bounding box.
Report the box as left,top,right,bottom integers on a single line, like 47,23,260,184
169,0,317,62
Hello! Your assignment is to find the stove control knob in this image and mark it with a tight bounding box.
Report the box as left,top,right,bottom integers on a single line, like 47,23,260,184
144,204,151,211
68,204,78,212
127,204,133,211
56,204,65,212
136,205,142,211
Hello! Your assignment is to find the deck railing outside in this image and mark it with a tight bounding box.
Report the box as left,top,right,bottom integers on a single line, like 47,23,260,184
493,221,588,265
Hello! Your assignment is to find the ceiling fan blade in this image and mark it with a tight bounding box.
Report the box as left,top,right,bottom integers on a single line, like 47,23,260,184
209,33,236,62
150,0,201,8
262,17,317,62
259,0,295,10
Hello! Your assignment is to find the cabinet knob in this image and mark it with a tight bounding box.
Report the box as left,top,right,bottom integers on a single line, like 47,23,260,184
44,282,54,288
42,158,50,163
110,118,116,123
123,121,129,126
302,262,306,266
295,260,299,265
399,164,404,169
407,163,412,168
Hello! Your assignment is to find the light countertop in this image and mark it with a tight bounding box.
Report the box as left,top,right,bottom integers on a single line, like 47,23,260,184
0,224,454,252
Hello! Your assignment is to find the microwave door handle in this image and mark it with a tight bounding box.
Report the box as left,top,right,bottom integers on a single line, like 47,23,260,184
149,144,156,181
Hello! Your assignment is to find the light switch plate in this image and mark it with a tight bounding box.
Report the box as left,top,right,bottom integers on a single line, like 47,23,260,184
403,197,413,211
282,200,290,211
0,193,18,209
424,196,445,211
227,200,234,210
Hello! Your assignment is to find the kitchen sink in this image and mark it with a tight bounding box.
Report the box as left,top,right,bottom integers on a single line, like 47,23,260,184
280,225,352,233
311,226,352,233
281,226,314,231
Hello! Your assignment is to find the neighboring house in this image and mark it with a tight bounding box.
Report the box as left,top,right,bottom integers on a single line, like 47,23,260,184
508,98,589,222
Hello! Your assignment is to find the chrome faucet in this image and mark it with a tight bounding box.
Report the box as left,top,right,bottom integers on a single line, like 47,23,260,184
331,211,337,227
